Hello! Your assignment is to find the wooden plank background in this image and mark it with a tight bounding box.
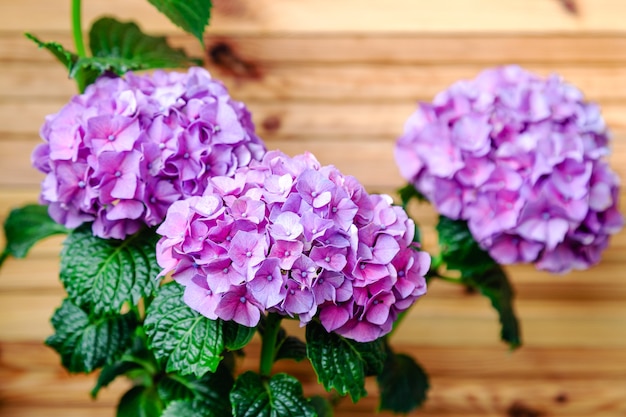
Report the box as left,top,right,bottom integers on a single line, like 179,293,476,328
1,0,626,416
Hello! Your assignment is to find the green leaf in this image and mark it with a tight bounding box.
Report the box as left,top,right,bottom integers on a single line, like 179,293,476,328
397,183,428,209
158,365,233,416
91,360,145,398
466,265,522,349
230,372,316,417
357,337,387,376
146,0,212,45
308,395,334,417
189,364,234,412
275,334,307,363
161,400,196,417
60,225,160,315
117,385,163,417
0,204,69,266
436,215,496,277
45,299,137,373
144,282,224,377
75,17,200,80
25,33,100,91
377,351,429,413
157,375,197,404
25,33,76,70
306,321,386,402
93,330,161,398
223,320,256,351
435,216,521,348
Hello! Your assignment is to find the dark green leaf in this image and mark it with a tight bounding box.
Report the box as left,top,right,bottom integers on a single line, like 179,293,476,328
60,225,160,315
161,400,196,417
117,385,163,417
144,282,224,377
223,320,256,351
275,335,307,363
146,0,212,45
158,365,233,416
306,321,386,402
157,375,196,404
91,360,145,398
73,17,200,80
358,337,387,376
466,265,522,349
397,183,428,209
377,351,429,413
230,372,315,417
46,299,137,373
190,364,234,413
436,215,496,277
308,395,334,417
0,204,69,266
92,330,161,398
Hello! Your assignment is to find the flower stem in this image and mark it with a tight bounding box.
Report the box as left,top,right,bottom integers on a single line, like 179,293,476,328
71,0,89,92
71,0,87,58
259,313,282,377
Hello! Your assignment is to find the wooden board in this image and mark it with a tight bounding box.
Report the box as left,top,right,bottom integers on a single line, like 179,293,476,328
2,0,626,34
2,0,626,416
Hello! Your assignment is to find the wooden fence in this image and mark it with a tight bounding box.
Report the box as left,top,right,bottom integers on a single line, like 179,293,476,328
1,1,625,415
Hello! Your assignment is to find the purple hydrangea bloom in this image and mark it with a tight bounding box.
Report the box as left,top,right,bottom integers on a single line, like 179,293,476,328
156,151,429,342
395,65,623,273
32,67,266,239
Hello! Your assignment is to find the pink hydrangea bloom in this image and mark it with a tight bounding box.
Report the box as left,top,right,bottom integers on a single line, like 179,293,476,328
33,67,266,239
395,65,623,273
156,151,429,342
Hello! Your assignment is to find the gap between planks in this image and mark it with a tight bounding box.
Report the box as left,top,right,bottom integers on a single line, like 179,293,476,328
5,33,626,65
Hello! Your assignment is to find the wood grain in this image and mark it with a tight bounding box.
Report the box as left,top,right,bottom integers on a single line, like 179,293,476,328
7,61,626,102
2,342,626,416
2,0,626,416
2,0,626,34
7,33,626,65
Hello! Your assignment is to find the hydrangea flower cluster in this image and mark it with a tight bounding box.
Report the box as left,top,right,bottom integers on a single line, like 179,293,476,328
156,150,429,342
32,67,266,239
395,65,623,273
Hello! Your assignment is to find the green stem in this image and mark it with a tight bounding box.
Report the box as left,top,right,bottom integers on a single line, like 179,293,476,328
71,0,87,58
71,0,88,92
259,313,282,377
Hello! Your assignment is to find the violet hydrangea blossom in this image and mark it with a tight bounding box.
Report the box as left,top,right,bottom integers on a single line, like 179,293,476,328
395,65,623,273
156,150,429,342
32,67,266,239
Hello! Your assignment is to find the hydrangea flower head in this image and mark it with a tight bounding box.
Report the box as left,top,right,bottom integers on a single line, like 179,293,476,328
33,67,266,239
395,65,623,273
156,150,429,342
